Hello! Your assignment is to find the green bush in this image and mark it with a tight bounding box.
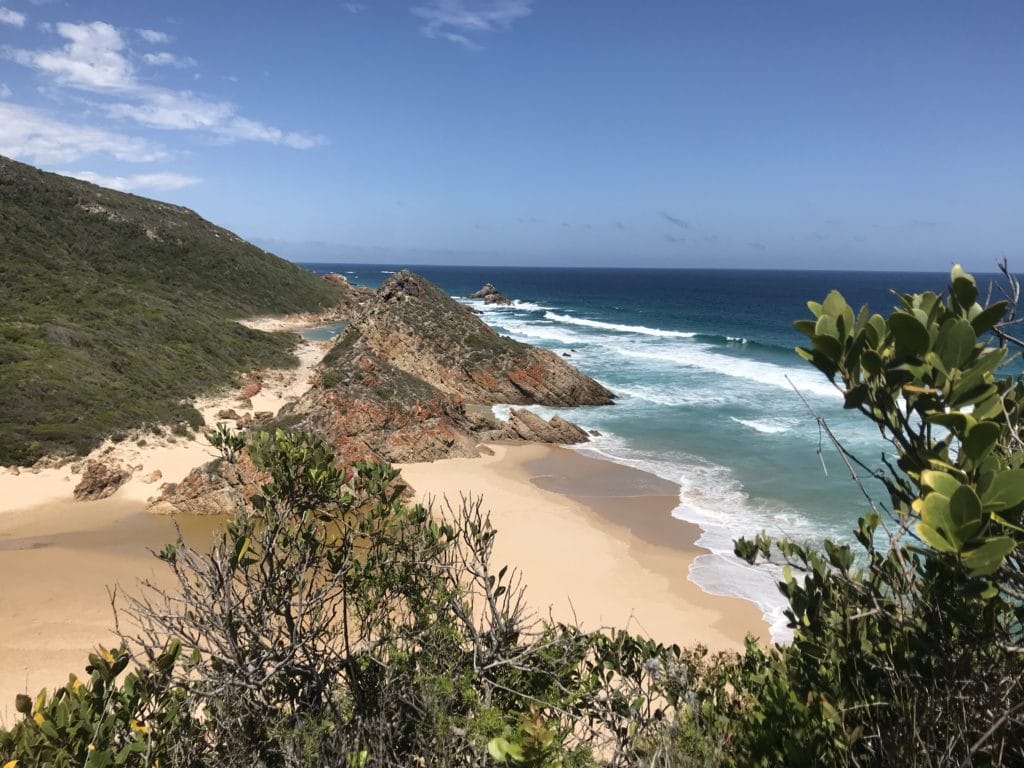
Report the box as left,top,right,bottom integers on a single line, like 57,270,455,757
711,265,1024,766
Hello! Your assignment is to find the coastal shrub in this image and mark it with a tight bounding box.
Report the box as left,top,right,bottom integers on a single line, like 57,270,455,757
83,427,699,766
0,644,199,768
706,264,1024,766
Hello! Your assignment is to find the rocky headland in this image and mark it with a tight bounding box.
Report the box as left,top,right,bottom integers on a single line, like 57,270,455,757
356,271,613,406
151,270,613,515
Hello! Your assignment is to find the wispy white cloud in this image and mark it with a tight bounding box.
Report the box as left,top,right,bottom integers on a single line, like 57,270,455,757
0,101,166,164
0,82,11,98
412,0,532,48
343,2,366,13
137,28,171,44
0,6,26,27
61,169,201,192
6,21,135,90
4,20,324,149
143,51,197,68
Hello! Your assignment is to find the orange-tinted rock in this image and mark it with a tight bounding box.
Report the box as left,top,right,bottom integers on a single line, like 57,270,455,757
351,271,614,407
74,460,130,500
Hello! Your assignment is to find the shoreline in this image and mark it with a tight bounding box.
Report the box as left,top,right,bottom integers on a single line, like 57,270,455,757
0,312,771,717
0,441,769,721
398,443,769,651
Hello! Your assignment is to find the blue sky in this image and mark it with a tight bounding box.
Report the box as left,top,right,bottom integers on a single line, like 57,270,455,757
0,1,1021,270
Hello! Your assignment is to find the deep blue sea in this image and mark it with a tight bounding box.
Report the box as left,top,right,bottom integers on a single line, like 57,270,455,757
299,263,999,638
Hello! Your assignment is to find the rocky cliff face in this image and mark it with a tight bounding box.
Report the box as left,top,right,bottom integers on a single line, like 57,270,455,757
286,340,483,466
351,271,614,406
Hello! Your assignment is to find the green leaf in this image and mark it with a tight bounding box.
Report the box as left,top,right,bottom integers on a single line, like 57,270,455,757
970,301,1009,335
821,290,848,320
889,311,931,358
794,319,817,338
948,485,983,544
962,421,1001,464
860,349,883,377
951,275,978,309
925,411,975,434
981,469,1024,513
919,492,953,538
935,318,976,370
961,536,1016,576
916,522,957,553
815,314,839,339
920,470,960,497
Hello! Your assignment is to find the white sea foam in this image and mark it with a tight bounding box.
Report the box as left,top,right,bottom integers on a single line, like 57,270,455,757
569,441,800,643
613,344,840,400
730,416,796,435
544,312,698,338
614,383,738,408
491,318,586,345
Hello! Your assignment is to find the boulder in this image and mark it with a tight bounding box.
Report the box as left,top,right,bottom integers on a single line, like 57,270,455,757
466,283,512,306
149,452,265,516
216,408,241,421
501,409,589,445
142,469,163,484
74,460,131,500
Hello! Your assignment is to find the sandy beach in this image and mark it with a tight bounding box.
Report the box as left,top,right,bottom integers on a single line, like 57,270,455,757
0,315,770,724
400,444,768,651
0,441,769,724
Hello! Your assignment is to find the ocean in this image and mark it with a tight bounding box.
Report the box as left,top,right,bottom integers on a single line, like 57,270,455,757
299,263,991,640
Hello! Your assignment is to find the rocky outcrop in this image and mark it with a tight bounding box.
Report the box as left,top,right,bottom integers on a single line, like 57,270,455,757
467,283,512,305
351,271,613,407
149,453,265,516
501,409,589,444
74,460,131,500
322,273,375,318
280,343,484,466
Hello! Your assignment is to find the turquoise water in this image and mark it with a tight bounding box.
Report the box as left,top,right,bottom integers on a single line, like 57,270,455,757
302,264,1003,637
298,321,346,342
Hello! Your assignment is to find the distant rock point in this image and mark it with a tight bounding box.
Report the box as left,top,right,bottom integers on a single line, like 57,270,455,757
467,283,512,306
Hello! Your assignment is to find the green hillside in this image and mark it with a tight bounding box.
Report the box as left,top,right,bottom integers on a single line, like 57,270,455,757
0,156,342,465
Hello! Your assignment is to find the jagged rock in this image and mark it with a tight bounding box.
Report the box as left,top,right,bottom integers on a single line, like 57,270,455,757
216,408,241,420
74,460,131,500
286,345,482,466
467,283,512,305
352,271,613,407
8,466,19,476
149,453,265,516
501,409,589,445
254,411,274,424
237,397,253,410
589,429,602,437
142,469,163,484
322,272,350,287
239,381,262,400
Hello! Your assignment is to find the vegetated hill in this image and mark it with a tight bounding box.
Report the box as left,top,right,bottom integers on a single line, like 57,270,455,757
0,155,343,465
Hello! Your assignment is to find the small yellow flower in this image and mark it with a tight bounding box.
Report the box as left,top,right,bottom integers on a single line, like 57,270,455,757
88,744,96,752
32,714,44,726
4,759,20,768
130,719,150,734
